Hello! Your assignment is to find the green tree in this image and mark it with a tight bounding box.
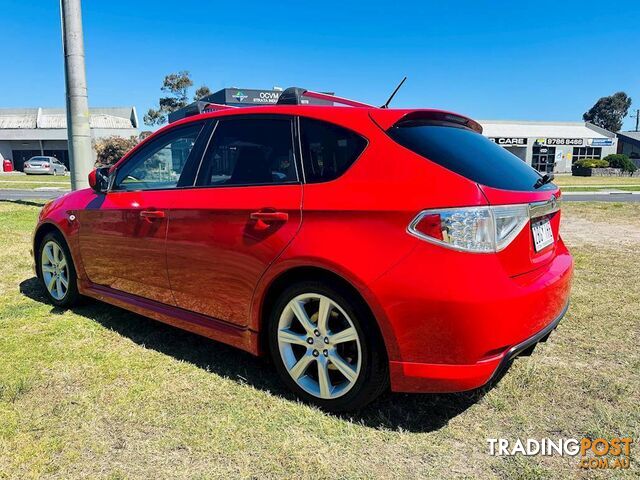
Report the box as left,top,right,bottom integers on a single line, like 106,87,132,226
583,92,632,132
93,136,139,167
144,71,211,126
194,85,212,101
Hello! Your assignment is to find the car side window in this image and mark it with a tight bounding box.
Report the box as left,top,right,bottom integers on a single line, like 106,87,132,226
197,117,297,187
299,118,367,183
114,123,203,191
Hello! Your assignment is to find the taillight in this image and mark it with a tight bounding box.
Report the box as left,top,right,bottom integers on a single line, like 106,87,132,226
43,163,50,167
408,205,530,253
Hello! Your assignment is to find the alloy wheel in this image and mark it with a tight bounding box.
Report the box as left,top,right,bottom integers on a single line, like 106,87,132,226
41,240,69,301
277,293,362,399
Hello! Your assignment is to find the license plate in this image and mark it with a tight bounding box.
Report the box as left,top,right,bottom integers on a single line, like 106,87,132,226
532,218,554,252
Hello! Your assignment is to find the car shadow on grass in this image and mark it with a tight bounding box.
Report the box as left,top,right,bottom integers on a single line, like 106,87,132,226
0,199,48,208
19,276,502,433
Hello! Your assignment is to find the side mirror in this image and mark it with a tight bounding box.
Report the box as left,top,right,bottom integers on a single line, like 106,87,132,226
88,167,110,193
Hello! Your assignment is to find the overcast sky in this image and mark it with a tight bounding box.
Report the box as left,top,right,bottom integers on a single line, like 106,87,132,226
1,0,638,130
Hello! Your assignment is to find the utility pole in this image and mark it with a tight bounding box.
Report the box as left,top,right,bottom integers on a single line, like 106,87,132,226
634,109,639,132
60,0,92,190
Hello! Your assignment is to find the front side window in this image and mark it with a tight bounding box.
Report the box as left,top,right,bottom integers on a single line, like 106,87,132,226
115,123,203,191
198,117,297,186
299,118,367,183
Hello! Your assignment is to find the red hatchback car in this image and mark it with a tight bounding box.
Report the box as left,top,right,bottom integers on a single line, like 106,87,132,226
32,88,573,411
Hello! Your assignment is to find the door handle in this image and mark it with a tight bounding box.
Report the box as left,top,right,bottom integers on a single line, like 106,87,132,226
250,211,289,222
140,210,165,219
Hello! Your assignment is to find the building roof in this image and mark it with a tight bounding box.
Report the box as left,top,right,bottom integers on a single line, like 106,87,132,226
478,120,614,139
0,107,138,141
617,131,640,148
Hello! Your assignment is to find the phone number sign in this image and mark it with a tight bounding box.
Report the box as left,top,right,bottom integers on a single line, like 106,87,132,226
538,138,584,146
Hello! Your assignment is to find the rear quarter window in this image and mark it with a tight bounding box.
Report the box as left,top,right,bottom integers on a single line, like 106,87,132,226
299,118,367,183
388,122,549,191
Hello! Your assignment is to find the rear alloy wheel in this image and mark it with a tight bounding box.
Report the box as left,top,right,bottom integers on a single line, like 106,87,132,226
38,232,79,307
269,282,388,411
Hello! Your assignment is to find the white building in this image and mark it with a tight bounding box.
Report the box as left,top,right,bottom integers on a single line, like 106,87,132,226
478,120,618,173
0,107,139,171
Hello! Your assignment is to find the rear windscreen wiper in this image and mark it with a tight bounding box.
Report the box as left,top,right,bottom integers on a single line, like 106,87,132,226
534,173,554,189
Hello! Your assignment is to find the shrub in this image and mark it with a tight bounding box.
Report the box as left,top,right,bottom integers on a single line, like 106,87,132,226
93,136,139,167
603,154,637,174
574,159,609,168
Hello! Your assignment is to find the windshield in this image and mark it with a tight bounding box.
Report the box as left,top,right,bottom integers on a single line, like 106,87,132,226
388,122,554,192
29,157,49,163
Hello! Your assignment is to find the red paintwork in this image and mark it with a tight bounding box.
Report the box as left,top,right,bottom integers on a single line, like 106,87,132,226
32,103,573,393
165,184,302,326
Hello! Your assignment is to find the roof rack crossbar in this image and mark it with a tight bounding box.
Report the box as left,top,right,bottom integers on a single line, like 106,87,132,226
199,101,237,113
276,87,374,108
302,90,374,108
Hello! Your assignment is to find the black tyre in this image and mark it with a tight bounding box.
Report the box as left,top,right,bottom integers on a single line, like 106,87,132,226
37,231,80,307
268,280,388,412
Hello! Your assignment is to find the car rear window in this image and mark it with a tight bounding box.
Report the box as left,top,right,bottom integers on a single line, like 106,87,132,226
387,121,548,191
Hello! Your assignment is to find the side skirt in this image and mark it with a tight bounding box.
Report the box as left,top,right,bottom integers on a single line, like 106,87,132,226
81,282,260,355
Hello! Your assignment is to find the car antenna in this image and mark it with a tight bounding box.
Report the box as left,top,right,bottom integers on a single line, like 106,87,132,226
381,76,407,109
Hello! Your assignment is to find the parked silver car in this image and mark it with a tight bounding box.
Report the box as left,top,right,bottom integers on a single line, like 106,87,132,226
23,156,67,175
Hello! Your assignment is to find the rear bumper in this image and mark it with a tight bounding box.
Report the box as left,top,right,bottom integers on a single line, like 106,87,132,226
371,236,573,393
389,301,568,392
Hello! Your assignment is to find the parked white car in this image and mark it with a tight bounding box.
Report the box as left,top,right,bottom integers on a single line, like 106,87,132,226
23,156,67,175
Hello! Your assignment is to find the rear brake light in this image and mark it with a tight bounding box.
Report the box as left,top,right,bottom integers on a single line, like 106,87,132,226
43,163,50,167
408,205,530,253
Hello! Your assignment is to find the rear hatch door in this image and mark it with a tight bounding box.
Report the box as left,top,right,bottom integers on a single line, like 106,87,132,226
377,109,562,276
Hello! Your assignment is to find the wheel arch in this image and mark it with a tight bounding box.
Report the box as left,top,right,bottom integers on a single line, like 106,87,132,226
256,265,390,362
33,222,69,277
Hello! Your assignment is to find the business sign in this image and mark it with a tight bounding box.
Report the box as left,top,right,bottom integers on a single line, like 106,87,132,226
223,89,334,106
589,138,614,147
225,89,281,105
544,138,584,146
490,137,528,146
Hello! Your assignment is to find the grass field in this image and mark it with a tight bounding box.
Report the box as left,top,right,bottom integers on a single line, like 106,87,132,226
553,175,640,187
554,175,640,192
0,200,638,479
560,186,640,192
0,174,70,190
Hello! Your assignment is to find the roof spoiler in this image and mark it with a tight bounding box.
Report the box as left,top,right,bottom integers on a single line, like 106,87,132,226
370,109,483,134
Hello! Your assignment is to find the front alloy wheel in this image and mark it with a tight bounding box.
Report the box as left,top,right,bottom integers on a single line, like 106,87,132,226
41,240,69,300
38,232,79,307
